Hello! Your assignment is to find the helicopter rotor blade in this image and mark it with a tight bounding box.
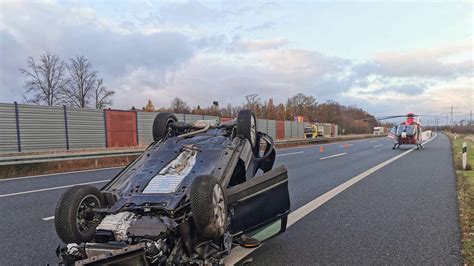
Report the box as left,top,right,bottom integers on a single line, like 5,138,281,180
356,115,406,121
376,115,410,120
415,114,449,118
354,113,448,122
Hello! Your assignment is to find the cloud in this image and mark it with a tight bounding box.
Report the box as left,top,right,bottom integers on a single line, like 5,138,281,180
257,2,281,13
357,40,474,78
245,21,277,31
0,31,25,101
366,83,427,96
194,35,288,54
260,49,350,74
0,1,196,103
230,38,288,52
122,1,254,30
151,2,224,26
130,50,354,108
0,0,472,120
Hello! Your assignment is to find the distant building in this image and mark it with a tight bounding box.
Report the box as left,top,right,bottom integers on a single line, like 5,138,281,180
373,126,385,135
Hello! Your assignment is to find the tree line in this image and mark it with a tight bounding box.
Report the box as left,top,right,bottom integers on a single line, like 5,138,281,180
143,93,379,134
21,52,378,133
20,52,114,109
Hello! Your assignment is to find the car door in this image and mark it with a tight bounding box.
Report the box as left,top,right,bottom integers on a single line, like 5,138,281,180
226,165,290,237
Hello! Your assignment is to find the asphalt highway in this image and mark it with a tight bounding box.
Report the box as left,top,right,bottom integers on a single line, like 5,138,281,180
0,134,461,265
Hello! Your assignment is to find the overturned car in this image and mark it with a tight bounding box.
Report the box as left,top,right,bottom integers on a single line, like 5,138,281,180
54,110,291,265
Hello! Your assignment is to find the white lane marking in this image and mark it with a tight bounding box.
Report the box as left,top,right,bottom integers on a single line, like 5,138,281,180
224,133,438,265
320,153,347,160
276,151,304,157
0,166,122,182
339,144,353,148
42,216,54,221
373,144,384,148
0,180,110,198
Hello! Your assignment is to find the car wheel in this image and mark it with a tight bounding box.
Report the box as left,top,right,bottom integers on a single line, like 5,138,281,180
54,185,104,244
190,175,227,239
152,113,178,142
236,109,257,149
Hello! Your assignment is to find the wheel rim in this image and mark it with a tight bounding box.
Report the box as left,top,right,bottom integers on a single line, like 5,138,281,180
250,115,256,147
166,117,176,132
212,184,225,228
76,195,100,233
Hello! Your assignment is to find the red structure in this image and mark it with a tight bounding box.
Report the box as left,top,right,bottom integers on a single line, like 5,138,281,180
276,121,285,139
105,110,137,147
219,117,233,123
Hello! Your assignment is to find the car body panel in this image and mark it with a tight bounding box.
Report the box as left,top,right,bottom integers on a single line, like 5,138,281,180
227,165,290,234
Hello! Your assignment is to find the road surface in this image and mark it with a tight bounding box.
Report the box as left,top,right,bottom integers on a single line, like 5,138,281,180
0,134,461,264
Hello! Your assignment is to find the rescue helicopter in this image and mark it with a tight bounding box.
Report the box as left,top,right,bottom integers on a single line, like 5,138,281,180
360,113,445,150
385,113,423,149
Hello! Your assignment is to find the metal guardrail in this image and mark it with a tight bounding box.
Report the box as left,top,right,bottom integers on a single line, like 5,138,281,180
0,135,380,166
0,149,143,166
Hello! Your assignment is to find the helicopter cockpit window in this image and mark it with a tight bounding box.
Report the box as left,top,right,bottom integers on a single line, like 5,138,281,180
396,125,415,136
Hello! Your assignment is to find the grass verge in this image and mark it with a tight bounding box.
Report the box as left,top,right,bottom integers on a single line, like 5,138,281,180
450,134,474,264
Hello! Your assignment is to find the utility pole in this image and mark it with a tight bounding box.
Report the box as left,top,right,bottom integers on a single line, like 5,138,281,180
441,112,450,126
434,116,439,132
445,106,461,126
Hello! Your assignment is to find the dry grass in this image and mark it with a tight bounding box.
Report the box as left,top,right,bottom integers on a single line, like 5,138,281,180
451,134,474,264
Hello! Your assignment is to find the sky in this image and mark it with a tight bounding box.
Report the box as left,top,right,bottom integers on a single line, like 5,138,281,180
0,0,473,124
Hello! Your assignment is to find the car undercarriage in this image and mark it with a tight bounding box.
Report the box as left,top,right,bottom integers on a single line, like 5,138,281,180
54,110,290,265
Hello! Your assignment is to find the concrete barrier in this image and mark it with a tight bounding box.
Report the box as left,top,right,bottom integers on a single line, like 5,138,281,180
421,130,432,141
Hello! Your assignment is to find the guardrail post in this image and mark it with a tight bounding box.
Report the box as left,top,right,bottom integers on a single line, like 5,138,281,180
462,142,467,170
14,101,21,152
63,105,70,150
104,110,108,148
135,110,139,146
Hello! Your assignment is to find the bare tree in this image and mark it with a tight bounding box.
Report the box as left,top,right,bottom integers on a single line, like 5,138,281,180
20,52,68,105
244,94,262,116
220,103,233,117
286,93,317,121
171,97,190,113
63,56,97,108
94,79,114,109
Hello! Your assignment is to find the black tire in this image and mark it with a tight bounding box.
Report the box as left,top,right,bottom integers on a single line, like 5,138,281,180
236,109,257,149
190,175,227,239
152,113,178,142
54,185,104,244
